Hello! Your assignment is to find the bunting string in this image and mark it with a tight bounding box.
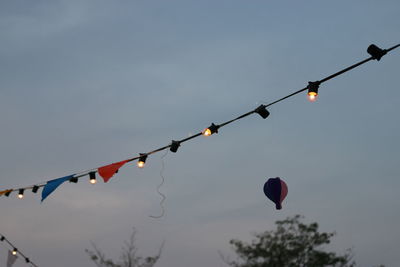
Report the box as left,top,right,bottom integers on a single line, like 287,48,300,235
0,43,399,202
0,234,39,267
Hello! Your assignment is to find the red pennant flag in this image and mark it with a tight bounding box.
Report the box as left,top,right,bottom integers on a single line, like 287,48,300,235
98,160,128,182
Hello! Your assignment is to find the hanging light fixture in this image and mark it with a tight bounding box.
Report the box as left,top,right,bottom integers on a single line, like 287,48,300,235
170,140,180,153
89,172,97,184
202,123,219,136
12,248,18,255
25,258,30,263
254,105,270,119
307,81,320,102
0,236,5,241
137,154,148,168
4,190,12,197
18,189,24,199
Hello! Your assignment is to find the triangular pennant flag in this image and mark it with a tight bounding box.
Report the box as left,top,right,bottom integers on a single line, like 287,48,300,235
41,175,74,202
7,250,18,267
98,160,128,183
0,189,13,196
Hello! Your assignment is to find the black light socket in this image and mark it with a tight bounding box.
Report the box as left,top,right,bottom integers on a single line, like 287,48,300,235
254,105,270,119
367,44,387,61
170,140,181,153
32,185,39,193
205,123,220,135
308,81,320,94
69,177,78,183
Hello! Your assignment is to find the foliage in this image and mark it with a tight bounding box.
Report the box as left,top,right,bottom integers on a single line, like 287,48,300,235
86,228,164,267
226,215,354,267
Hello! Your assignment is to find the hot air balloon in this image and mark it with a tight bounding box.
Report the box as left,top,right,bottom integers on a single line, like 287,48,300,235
263,177,288,210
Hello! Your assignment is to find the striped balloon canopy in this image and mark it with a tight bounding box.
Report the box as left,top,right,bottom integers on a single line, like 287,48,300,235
263,177,288,210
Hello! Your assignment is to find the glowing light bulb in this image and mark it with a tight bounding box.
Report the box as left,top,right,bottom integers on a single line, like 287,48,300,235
202,128,212,137
18,189,24,199
202,123,219,136
307,81,320,102
307,91,318,102
89,172,96,184
137,154,147,168
12,248,17,255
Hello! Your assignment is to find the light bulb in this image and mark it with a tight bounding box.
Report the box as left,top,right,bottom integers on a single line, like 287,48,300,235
18,189,24,199
137,154,147,168
89,172,96,184
12,248,17,255
307,91,318,102
202,123,219,136
202,128,212,136
307,81,320,102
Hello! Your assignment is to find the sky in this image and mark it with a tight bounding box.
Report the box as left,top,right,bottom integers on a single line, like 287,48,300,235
0,1,399,266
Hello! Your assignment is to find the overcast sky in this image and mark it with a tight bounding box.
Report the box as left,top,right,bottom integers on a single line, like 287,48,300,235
1,1,399,266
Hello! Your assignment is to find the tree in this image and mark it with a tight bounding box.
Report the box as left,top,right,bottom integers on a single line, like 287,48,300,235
86,228,164,267
225,215,354,267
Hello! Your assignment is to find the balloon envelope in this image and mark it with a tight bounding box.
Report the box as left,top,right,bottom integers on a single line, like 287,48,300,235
263,177,288,210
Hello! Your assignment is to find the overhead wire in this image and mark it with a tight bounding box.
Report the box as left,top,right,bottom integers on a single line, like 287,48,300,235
0,234,39,267
1,43,399,199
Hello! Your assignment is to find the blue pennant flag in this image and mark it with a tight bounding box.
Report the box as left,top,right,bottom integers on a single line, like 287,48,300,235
41,175,75,202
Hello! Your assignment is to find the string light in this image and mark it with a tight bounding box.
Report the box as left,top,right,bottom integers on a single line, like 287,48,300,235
89,172,97,184
137,154,148,168
202,123,219,136
367,44,387,61
69,177,78,183
32,185,39,193
0,43,398,202
18,189,25,199
0,234,39,266
254,105,270,119
307,81,320,102
170,140,180,153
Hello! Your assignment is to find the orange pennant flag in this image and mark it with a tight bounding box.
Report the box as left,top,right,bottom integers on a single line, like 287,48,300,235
0,189,12,196
98,160,128,183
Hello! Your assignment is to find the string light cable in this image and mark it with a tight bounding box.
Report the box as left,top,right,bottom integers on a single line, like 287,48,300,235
0,234,39,266
0,43,399,201
149,150,169,219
